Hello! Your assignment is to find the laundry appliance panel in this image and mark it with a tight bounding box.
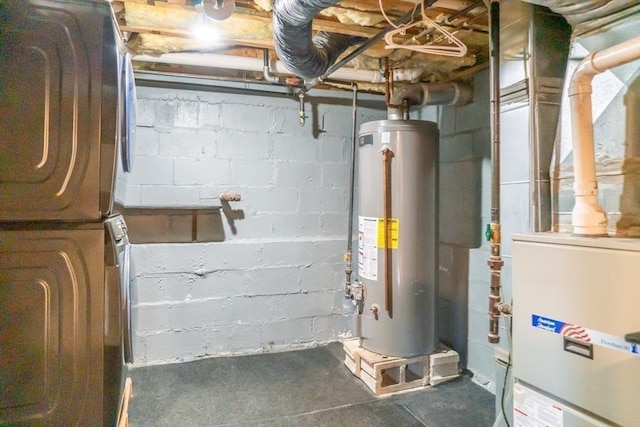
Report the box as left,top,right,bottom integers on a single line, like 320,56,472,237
0,219,131,426
0,0,128,221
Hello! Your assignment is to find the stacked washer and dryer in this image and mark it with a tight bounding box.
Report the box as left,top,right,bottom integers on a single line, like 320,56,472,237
0,1,136,425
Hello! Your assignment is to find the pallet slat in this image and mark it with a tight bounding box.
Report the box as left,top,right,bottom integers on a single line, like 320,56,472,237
343,339,459,396
117,378,133,427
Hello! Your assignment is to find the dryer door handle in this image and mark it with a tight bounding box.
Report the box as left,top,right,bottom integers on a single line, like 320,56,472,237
122,244,134,364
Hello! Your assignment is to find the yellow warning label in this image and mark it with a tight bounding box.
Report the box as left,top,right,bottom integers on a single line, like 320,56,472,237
377,218,399,249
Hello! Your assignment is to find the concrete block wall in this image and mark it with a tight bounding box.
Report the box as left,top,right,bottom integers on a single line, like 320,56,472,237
429,69,515,392
124,84,386,365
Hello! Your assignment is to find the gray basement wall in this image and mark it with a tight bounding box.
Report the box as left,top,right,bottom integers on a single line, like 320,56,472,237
120,72,509,389
420,69,504,390
120,85,388,365
124,47,638,388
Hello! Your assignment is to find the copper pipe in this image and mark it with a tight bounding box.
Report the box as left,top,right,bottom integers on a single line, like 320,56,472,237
487,0,503,344
382,147,394,318
345,83,358,298
384,58,403,110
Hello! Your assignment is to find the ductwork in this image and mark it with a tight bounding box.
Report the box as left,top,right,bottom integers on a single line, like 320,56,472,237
522,0,639,36
272,0,364,79
387,82,473,120
569,35,640,236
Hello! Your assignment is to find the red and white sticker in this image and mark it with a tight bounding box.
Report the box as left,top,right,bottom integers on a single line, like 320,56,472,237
514,383,563,427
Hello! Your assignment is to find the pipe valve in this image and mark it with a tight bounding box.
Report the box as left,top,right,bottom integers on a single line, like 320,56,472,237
351,280,364,302
219,192,241,202
370,304,379,320
298,92,308,126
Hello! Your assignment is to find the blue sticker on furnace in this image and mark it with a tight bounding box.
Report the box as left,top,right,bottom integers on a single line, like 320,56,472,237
532,315,566,333
532,313,640,357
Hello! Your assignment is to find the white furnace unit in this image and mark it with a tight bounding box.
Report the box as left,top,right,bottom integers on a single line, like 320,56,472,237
512,233,640,426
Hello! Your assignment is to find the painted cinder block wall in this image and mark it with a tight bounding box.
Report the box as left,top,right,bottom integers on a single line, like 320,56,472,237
421,69,514,390
122,85,387,365
123,74,514,391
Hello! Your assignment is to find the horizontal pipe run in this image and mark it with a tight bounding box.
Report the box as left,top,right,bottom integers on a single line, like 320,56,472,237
133,53,422,84
387,82,473,120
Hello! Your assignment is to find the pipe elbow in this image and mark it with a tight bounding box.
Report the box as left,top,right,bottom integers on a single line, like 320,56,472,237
569,54,598,97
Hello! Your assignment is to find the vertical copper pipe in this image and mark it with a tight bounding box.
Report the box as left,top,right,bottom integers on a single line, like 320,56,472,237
382,148,394,318
345,82,358,298
487,0,503,344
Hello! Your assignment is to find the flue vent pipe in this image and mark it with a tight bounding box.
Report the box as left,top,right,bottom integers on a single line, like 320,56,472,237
569,35,640,236
387,82,473,120
132,53,422,84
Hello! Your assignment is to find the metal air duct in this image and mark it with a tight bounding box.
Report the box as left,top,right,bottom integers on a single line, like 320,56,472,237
522,0,639,37
272,0,364,79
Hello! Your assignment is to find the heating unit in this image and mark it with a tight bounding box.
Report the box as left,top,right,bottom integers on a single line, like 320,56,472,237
512,233,640,426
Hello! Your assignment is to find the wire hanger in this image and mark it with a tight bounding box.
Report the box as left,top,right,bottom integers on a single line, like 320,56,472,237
381,1,467,57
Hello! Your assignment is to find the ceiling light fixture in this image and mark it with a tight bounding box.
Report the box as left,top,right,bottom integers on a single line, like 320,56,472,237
201,0,235,21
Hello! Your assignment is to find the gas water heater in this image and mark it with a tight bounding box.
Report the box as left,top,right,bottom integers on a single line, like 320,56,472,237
357,119,439,357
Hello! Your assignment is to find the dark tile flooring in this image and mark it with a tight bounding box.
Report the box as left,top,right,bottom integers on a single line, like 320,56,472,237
128,343,495,426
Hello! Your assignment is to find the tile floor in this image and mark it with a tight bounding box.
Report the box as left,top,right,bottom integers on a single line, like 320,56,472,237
128,343,495,426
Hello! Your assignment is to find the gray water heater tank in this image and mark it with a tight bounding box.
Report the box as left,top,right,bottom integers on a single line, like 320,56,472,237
357,119,439,357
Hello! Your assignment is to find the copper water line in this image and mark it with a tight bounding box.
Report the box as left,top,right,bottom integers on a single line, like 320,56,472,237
487,0,503,344
382,147,394,318
384,58,403,110
344,82,358,299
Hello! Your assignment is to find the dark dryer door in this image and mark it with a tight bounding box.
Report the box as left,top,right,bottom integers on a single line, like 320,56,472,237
0,0,120,221
0,226,105,425
104,215,132,426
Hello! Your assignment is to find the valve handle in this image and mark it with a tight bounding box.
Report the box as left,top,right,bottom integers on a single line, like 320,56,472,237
485,224,493,241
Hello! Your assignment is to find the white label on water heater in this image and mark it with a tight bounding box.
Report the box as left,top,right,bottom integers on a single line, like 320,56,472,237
381,131,391,144
358,216,378,280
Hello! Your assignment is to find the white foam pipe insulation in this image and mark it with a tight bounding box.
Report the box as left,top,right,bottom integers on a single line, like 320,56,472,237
569,35,640,236
132,53,423,84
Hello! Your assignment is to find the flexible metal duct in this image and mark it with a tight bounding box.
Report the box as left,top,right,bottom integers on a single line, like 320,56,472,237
273,0,364,79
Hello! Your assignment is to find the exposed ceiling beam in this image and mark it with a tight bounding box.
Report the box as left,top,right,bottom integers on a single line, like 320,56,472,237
120,24,274,49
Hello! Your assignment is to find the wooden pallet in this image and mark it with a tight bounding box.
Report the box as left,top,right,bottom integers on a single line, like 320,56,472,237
343,339,459,396
117,378,133,427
